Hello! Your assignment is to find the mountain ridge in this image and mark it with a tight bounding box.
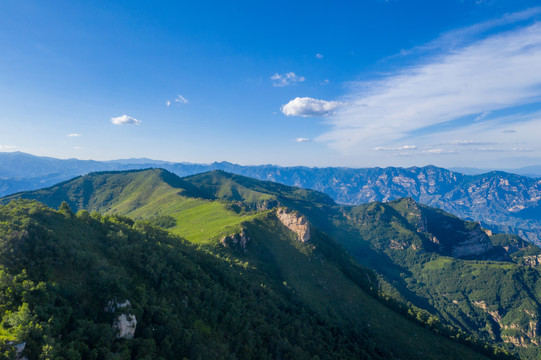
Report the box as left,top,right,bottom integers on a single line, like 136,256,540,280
3,167,541,358
1,152,541,245
0,170,507,359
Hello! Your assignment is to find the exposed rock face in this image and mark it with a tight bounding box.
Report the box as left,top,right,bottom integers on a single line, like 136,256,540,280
113,314,137,339
7,341,26,360
473,301,502,323
276,207,310,242
523,254,541,267
450,227,492,258
501,322,539,347
473,300,540,346
502,335,529,347
105,299,137,339
221,229,250,252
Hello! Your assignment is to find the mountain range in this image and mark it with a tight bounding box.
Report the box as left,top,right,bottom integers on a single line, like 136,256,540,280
3,168,541,358
1,152,541,246
0,168,510,359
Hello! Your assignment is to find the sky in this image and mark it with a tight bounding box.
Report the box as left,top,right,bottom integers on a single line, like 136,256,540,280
1,0,541,168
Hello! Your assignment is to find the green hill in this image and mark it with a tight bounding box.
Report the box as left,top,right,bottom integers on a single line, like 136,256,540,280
0,199,398,359
1,169,262,245
0,169,520,359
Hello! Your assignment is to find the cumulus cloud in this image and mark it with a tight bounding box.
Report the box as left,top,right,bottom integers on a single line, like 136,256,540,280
281,97,343,117
271,72,305,87
111,115,141,125
319,13,541,157
296,137,311,142
166,100,171,107
67,133,81,137
315,53,324,59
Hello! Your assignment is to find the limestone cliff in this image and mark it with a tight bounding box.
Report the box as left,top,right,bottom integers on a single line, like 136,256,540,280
276,207,310,242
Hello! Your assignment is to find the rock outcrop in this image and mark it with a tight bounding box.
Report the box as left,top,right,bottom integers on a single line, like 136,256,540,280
473,300,540,346
276,207,310,242
221,229,250,252
523,254,541,267
105,299,137,339
7,341,26,360
113,314,138,339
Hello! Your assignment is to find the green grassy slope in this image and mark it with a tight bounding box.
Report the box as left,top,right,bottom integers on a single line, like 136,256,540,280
1,169,260,244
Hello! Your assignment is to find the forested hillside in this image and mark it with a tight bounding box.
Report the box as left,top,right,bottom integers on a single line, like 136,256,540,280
5,169,541,358
0,204,500,358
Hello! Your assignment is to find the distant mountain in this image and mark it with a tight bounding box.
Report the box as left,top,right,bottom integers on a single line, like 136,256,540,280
0,170,501,360
450,166,541,178
1,152,541,245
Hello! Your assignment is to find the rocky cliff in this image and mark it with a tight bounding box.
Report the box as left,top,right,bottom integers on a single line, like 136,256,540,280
276,207,310,243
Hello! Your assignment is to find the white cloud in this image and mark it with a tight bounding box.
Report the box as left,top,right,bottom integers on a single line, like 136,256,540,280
281,97,343,117
166,95,188,106
111,115,141,125
67,133,81,137
271,72,305,87
319,17,541,155
373,145,417,151
474,112,489,121
175,94,189,104
315,53,324,59
448,140,494,146
321,79,330,85
0,145,17,151
296,137,311,142
450,140,475,145
422,148,456,154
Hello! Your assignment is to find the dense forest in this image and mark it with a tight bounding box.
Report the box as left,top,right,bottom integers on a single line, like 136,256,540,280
0,199,389,359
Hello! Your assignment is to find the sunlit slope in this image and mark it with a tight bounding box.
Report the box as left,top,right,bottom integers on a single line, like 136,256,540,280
0,169,258,243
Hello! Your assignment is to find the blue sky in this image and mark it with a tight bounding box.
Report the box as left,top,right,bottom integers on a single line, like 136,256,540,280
1,0,541,168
